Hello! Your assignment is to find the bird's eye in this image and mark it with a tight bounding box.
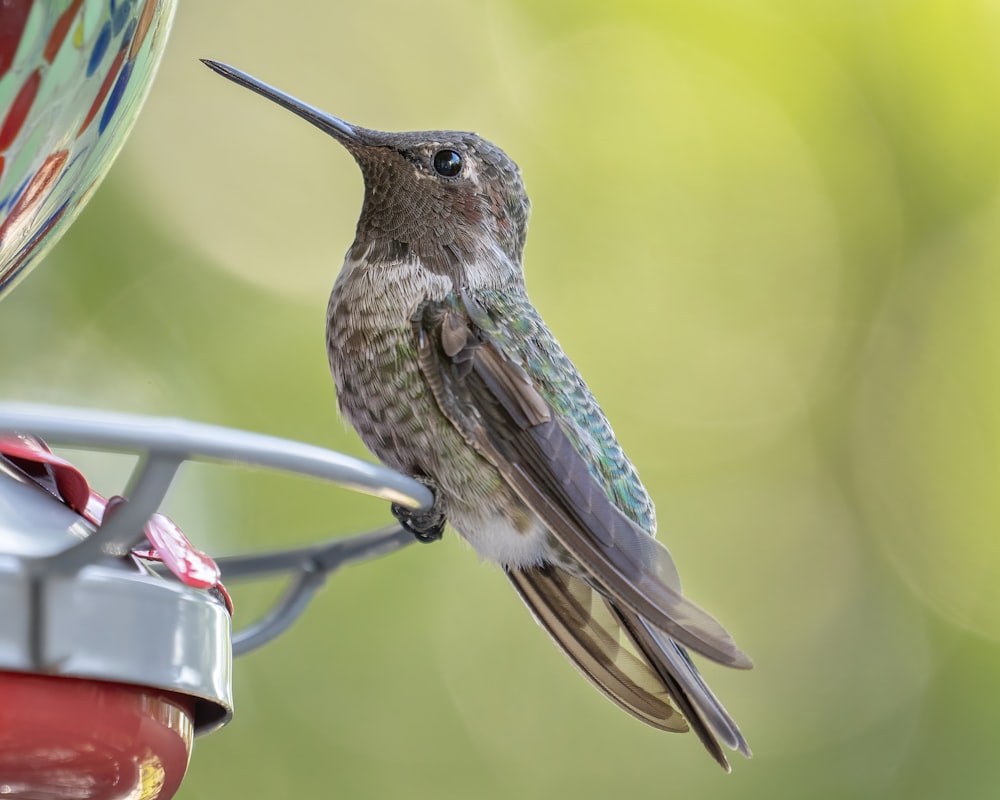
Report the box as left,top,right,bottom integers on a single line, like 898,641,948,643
432,149,463,177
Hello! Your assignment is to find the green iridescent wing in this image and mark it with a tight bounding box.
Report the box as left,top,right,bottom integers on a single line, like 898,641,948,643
468,286,658,534
411,293,751,669
412,293,751,767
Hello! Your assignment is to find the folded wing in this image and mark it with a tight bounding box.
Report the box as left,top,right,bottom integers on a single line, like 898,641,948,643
412,298,752,669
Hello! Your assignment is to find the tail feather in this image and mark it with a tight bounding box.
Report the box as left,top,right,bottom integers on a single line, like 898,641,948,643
614,604,751,769
508,564,749,770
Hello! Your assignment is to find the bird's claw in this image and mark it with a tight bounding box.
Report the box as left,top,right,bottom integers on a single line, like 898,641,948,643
392,502,445,543
392,478,446,543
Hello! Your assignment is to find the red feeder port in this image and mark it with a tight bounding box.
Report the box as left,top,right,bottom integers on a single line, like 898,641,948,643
0,672,195,800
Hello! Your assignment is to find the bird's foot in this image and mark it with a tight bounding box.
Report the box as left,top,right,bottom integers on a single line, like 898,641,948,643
392,477,445,544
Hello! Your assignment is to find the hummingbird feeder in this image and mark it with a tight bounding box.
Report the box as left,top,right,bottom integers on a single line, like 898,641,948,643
0,404,433,800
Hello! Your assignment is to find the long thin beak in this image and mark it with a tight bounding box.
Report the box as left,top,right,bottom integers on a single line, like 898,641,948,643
201,59,359,144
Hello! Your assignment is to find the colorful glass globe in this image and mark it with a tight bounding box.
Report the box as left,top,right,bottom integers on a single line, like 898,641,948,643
0,0,176,299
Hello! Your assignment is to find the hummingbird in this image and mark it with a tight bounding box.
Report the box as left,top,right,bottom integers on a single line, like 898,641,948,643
203,59,752,769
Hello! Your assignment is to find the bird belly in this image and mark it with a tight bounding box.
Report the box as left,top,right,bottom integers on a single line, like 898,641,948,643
447,502,550,569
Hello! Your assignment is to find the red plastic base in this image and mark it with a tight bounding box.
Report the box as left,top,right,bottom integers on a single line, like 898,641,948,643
0,672,195,799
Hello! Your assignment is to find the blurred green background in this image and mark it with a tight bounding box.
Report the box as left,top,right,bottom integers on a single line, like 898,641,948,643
4,0,1000,797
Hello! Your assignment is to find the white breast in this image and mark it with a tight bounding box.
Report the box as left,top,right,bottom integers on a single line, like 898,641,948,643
449,507,550,569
